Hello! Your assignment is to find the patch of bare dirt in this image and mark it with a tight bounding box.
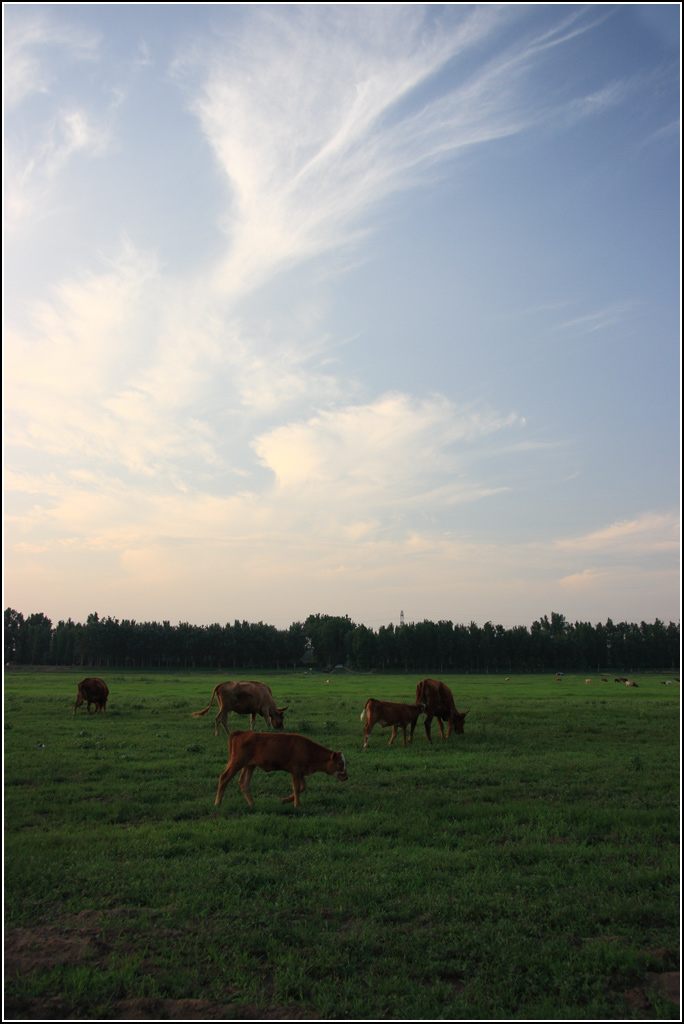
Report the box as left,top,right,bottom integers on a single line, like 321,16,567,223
3,996,320,1020
624,971,680,1012
114,998,320,1019
4,907,179,976
621,946,680,1015
4,907,321,1020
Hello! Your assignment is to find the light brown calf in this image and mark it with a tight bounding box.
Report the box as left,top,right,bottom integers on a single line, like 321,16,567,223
360,698,425,748
215,730,348,810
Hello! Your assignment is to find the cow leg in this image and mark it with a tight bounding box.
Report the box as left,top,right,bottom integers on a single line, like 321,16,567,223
249,713,256,729
436,717,446,741
363,722,373,748
424,715,433,744
237,767,256,808
73,695,83,716
215,761,242,806
216,712,230,738
401,725,408,746
283,775,306,807
389,725,399,746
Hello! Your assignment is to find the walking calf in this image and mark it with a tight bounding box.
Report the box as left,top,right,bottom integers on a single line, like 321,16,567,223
215,730,348,809
360,698,425,748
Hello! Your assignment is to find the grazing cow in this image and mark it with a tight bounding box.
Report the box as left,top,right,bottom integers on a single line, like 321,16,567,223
215,730,348,809
585,679,593,684
625,680,638,687
73,677,109,715
414,678,469,743
615,677,628,683
360,698,425,748
191,680,287,736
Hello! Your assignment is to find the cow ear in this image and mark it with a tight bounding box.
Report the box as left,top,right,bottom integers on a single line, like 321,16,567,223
279,705,289,712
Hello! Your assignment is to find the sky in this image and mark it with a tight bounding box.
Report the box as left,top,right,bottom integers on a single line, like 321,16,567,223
3,3,681,632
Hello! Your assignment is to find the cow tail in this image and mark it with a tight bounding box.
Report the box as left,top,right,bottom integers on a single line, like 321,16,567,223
360,707,367,722
190,684,219,718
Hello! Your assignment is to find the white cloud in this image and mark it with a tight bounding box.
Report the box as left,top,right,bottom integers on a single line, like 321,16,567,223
179,5,617,300
253,393,522,506
552,301,641,336
3,16,100,109
554,512,680,557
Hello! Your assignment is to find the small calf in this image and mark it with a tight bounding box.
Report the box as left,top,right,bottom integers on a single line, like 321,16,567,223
360,698,425,748
215,730,348,810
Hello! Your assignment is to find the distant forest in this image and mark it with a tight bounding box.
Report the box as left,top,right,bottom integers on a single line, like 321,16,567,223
4,608,679,674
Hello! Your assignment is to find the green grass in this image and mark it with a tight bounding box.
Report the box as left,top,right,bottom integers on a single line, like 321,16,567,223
4,670,680,1019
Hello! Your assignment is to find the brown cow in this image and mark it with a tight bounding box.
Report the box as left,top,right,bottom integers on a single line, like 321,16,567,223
215,730,348,809
73,677,109,715
415,678,469,743
191,680,287,736
360,698,425,748
625,680,638,687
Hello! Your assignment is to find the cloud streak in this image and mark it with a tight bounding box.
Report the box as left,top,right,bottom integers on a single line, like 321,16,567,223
183,5,620,299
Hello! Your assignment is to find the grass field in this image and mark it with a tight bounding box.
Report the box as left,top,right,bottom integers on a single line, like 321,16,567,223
4,669,680,1020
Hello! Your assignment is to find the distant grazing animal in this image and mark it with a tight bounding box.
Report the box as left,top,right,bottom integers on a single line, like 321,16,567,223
615,677,628,683
73,677,109,716
414,678,469,743
601,677,608,682
215,730,348,809
585,679,593,684
360,698,425,748
625,680,638,687
191,681,287,736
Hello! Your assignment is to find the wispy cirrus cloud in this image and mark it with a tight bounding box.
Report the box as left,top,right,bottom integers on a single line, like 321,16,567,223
180,4,619,299
554,512,680,557
3,15,100,109
551,301,641,336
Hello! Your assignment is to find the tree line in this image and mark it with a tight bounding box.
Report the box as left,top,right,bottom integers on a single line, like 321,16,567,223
4,608,679,673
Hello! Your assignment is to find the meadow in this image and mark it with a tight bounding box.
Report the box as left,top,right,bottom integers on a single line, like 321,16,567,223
4,670,680,1020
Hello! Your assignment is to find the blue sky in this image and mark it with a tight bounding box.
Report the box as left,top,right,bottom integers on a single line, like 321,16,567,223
4,3,680,630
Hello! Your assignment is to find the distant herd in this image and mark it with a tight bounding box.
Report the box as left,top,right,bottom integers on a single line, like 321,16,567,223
71,672,676,810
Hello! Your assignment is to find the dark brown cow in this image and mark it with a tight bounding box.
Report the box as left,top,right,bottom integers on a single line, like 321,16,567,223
360,698,425,748
414,678,469,743
215,730,348,809
191,680,287,736
73,677,109,715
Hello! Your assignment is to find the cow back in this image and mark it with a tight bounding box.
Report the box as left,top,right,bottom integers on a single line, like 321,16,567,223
416,678,455,717
230,730,345,772
218,680,273,711
79,677,108,699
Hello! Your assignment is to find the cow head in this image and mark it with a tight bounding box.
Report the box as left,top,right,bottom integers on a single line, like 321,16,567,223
269,706,288,729
451,709,470,734
329,751,348,781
